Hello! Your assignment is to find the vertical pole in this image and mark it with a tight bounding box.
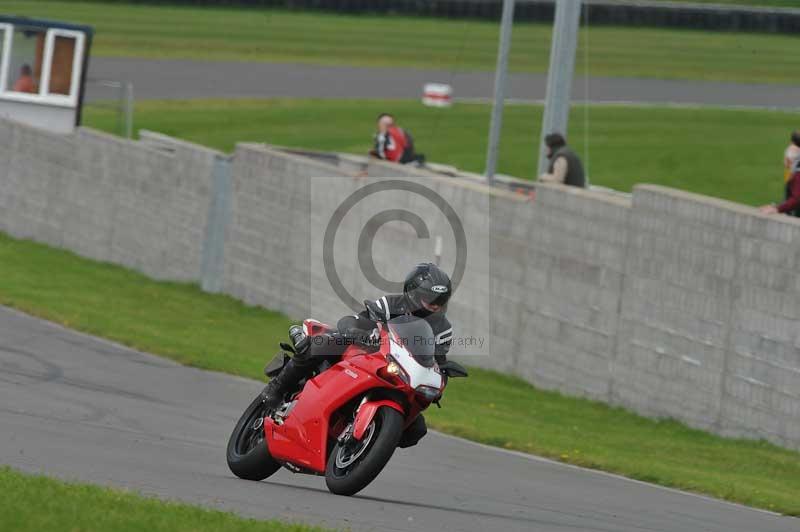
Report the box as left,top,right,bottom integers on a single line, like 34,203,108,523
124,81,134,139
115,81,124,137
537,0,582,176
201,155,233,294
484,0,515,184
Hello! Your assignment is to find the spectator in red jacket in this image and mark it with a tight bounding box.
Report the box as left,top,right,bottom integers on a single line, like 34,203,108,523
369,113,422,165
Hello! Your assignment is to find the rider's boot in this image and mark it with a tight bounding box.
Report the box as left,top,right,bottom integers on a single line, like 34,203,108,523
261,326,313,410
260,359,311,409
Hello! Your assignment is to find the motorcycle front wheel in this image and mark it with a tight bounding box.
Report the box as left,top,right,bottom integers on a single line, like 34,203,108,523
226,395,281,481
325,406,403,496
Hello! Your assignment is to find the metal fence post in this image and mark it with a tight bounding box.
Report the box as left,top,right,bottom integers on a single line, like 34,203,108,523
537,0,582,176
124,82,134,139
485,0,515,184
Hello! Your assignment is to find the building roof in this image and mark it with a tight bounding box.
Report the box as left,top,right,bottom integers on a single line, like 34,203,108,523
0,15,94,36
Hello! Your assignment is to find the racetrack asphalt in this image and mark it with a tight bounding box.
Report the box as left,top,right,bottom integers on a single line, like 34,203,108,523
86,57,800,110
1,305,798,532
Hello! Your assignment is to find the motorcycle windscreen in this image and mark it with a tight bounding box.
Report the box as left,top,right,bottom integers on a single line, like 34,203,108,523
387,315,436,368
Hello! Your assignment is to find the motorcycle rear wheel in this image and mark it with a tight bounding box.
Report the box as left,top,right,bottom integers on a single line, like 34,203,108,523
325,406,403,496
226,395,281,481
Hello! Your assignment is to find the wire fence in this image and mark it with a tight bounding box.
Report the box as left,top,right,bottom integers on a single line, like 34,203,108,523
83,78,134,138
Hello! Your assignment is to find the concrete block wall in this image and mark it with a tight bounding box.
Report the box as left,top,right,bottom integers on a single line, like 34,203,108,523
0,119,80,249
615,186,800,448
223,144,504,363
722,201,800,448
0,118,219,282
512,184,631,401
2,117,799,450
614,186,735,429
222,144,346,319
725,207,800,448
225,147,800,448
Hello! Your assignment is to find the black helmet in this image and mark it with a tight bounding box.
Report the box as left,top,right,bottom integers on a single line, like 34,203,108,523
403,263,452,313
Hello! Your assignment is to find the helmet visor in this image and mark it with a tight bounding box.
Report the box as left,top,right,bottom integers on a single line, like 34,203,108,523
412,287,450,311
420,299,442,312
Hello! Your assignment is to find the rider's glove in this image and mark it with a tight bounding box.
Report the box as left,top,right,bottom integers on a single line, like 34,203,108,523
366,328,380,346
363,299,386,323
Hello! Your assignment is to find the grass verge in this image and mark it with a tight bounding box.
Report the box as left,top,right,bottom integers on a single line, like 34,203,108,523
85,98,796,207
4,1,800,83
0,232,798,515
0,466,327,532
653,0,800,6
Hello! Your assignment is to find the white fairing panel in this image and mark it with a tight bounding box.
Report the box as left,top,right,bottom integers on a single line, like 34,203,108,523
390,339,443,390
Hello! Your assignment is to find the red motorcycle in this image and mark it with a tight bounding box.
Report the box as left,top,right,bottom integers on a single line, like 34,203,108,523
226,314,468,496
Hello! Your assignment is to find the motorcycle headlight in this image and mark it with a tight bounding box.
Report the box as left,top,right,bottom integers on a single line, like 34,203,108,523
415,385,442,402
383,355,409,384
386,359,401,375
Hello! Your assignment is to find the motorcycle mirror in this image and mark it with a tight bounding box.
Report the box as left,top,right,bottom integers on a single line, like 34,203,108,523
440,361,469,378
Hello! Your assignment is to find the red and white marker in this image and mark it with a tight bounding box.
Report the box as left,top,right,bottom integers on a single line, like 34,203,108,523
422,83,453,108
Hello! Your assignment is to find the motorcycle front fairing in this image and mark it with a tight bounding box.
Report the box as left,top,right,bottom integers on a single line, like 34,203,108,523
264,316,443,473
351,318,444,438
386,321,443,391
265,353,391,473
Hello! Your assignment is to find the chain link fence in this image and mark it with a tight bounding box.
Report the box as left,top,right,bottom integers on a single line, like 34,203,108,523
82,78,134,138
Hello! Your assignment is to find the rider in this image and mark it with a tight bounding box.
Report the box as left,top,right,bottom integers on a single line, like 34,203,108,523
261,263,454,446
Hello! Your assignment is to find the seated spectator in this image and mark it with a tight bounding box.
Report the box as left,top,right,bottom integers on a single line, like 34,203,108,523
784,131,800,182
760,166,800,216
539,133,586,188
761,131,800,216
369,113,424,165
12,64,35,93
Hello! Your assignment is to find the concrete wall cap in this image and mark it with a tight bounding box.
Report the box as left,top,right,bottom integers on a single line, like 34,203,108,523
138,129,225,158
234,143,351,176
635,184,800,227
78,127,176,160
537,182,632,208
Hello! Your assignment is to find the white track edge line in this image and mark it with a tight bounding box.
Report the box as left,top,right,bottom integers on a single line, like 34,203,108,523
431,430,785,518
1,305,790,519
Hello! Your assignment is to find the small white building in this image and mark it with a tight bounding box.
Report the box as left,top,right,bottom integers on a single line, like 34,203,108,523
0,16,93,133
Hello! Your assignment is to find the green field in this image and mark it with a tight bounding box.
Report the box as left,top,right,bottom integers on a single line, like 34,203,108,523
3,1,800,83
85,98,795,207
1,232,799,516
0,467,327,532
655,0,800,6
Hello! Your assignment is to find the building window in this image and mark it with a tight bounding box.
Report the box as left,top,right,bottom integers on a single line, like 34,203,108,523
0,25,85,107
7,27,44,94
47,36,80,96
47,35,76,96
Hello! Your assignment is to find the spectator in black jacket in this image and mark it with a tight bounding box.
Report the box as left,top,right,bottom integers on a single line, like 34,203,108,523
539,133,586,188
